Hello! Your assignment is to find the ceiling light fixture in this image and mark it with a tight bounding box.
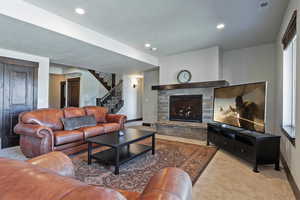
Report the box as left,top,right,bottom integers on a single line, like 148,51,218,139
259,1,269,8
75,8,85,15
216,23,225,30
151,47,157,51
144,43,151,48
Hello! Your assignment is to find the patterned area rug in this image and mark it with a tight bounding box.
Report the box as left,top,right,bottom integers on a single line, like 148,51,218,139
72,138,217,193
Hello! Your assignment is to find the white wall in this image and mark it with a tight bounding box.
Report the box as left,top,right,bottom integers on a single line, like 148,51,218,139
143,69,159,124
275,0,300,189
63,67,108,107
0,48,49,108
159,46,221,85
118,75,143,120
223,43,276,133
50,66,108,107
49,74,65,108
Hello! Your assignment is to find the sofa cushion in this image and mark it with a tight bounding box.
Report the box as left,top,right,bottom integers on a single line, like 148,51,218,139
21,109,64,131
63,107,86,118
100,123,121,133
79,125,105,139
54,130,84,146
61,116,97,131
84,106,108,123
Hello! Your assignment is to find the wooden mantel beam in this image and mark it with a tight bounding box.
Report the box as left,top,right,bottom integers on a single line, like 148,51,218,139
152,80,229,90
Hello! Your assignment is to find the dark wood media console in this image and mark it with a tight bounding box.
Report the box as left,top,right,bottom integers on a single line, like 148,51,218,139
207,123,281,172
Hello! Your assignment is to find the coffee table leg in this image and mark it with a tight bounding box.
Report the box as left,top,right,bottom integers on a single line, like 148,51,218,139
88,142,92,165
115,147,120,175
152,134,155,155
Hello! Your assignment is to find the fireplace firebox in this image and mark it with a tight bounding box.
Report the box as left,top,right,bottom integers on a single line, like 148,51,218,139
169,95,203,122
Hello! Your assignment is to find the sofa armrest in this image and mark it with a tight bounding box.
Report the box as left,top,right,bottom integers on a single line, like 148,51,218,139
14,123,54,139
139,168,192,200
106,114,127,128
14,123,54,158
27,152,75,177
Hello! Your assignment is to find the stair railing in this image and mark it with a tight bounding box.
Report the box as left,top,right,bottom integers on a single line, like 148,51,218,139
97,80,123,112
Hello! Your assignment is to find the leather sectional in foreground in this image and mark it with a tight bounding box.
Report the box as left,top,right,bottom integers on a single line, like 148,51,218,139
0,152,192,200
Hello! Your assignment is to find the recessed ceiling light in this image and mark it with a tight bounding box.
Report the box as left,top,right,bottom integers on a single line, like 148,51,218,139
259,1,269,8
216,23,225,30
75,8,85,15
144,43,151,48
151,47,157,51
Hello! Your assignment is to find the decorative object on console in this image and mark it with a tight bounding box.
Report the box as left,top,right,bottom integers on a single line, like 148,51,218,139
207,122,280,173
177,70,192,83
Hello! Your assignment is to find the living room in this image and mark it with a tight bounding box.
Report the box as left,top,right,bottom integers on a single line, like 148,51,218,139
0,0,299,199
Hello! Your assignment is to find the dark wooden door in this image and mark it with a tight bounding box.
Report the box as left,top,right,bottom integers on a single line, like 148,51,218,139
60,81,66,108
67,77,80,107
0,57,37,148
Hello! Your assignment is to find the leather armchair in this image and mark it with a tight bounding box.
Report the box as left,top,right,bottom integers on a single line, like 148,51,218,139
0,152,192,200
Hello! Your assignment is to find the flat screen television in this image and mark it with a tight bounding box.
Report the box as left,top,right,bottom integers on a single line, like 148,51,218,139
213,82,266,133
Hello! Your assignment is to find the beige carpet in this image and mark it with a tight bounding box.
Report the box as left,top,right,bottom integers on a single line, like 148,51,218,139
193,150,296,200
72,138,217,193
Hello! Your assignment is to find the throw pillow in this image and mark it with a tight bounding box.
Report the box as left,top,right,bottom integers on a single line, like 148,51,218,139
61,115,97,131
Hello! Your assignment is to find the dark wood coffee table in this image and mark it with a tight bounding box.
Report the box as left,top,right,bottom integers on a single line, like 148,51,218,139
86,128,156,175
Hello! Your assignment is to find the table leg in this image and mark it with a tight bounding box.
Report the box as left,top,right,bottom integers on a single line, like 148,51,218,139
152,134,155,155
253,163,259,173
88,142,92,165
115,147,120,175
127,144,130,155
275,159,280,171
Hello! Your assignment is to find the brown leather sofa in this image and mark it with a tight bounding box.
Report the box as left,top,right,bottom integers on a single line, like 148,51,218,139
14,106,127,158
0,152,192,200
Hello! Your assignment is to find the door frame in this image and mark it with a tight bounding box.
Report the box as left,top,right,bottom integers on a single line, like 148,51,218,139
60,81,66,108
67,77,80,107
0,56,39,148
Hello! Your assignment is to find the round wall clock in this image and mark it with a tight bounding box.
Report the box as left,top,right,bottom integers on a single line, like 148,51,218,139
177,70,192,83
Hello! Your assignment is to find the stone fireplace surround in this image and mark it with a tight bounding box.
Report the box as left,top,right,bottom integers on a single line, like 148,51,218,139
159,88,212,122
154,81,229,123
152,80,229,140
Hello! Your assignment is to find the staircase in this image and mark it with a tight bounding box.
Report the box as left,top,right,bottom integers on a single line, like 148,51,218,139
89,70,124,114
89,70,115,90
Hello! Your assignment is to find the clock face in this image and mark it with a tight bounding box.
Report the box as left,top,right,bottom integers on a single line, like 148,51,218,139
177,70,191,83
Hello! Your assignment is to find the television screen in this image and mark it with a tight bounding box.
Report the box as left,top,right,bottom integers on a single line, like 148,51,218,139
213,82,266,132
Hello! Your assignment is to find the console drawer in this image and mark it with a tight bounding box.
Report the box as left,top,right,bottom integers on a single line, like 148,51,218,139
234,142,255,161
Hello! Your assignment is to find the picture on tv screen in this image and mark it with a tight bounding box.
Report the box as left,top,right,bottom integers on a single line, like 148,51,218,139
213,82,266,132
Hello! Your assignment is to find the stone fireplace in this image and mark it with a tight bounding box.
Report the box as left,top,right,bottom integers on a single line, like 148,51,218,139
158,87,215,123
152,80,229,140
152,80,229,123
169,95,202,122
